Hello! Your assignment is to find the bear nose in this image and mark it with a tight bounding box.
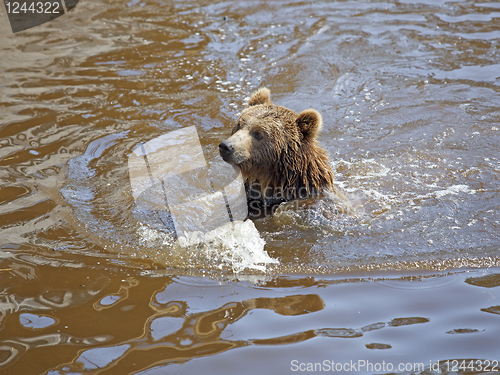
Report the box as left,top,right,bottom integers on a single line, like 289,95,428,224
219,140,234,155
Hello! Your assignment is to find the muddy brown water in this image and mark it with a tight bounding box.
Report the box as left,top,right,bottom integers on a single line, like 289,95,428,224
1,0,500,374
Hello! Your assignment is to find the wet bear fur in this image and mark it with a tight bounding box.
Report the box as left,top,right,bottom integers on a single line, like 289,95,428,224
219,87,340,212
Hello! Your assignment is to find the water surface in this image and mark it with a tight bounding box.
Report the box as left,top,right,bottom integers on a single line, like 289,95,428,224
1,0,499,373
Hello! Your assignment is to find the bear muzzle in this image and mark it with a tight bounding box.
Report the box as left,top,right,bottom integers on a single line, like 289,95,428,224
219,129,252,165
219,140,234,162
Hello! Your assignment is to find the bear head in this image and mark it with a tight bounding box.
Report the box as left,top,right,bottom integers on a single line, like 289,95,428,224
219,87,334,202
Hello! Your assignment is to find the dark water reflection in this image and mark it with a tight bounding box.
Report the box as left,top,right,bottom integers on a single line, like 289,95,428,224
1,0,500,373
3,263,500,374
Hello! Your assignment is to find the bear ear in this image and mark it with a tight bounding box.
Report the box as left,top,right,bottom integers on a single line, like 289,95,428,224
296,109,323,141
248,87,272,106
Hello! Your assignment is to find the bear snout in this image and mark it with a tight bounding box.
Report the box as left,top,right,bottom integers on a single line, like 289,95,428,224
219,129,251,165
219,140,234,161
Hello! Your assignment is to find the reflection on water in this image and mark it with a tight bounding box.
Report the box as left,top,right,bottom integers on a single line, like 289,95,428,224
3,265,500,374
1,0,500,373
0,0,499,273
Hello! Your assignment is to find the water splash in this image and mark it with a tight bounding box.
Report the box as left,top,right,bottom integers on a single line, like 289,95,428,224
137,219,276,273
178,220,276,272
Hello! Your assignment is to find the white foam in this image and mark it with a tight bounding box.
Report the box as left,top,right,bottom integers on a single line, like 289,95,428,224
137,219,276,273
426,184,473,199
177,220,277,273
137,224,175,248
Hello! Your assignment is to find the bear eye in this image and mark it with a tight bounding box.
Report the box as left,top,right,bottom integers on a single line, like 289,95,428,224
253,131,263,141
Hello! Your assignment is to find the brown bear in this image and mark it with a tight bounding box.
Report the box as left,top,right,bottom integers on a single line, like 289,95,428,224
219,87,339,207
